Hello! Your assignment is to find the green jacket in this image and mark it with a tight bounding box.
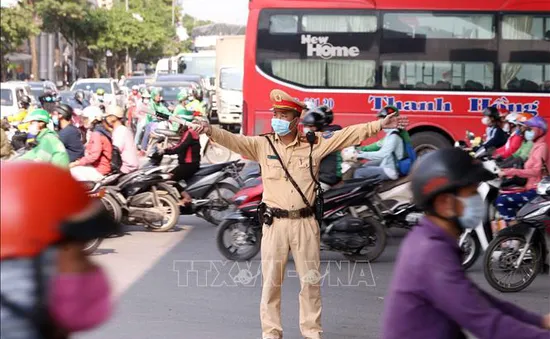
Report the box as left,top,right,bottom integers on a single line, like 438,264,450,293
19,129,69,168
147,100,171,123
512,140,534,161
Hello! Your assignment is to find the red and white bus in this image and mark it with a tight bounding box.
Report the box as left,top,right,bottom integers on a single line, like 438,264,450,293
242,0,550,152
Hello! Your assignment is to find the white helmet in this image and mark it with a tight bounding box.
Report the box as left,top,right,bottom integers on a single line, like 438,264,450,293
341,146,358,163
132,85,139,91
505,112,519,124
82,105,104,123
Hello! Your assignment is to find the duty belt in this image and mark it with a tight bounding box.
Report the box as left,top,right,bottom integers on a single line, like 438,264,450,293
269,206,314,219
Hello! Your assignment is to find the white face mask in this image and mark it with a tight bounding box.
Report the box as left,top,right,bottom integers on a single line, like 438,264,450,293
481,116,491,126
303,127,311,134
27,122,40,135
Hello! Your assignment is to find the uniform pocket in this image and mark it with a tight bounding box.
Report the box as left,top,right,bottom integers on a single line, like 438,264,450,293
264,161,284,180
295,156,317,181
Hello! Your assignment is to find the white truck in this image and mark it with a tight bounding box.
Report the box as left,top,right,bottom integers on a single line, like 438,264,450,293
215,35,245,132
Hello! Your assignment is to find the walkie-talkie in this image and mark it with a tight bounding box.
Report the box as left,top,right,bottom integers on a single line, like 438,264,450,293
306,131,324,225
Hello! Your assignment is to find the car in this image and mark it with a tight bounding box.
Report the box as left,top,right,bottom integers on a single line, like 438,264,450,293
124,76,152,89
70,78,124,107
149,81,196,108
155,74,208,92
28,80,58,99
1,82,36,118
57,90,92,108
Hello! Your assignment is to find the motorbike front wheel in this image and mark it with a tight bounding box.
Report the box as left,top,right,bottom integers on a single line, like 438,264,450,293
343,217,387,263
483,234,542,293
461,232,481,270
202,183,239,226
146,195,180,232
217,219,262,261
83,238,103,255
204,140,232,164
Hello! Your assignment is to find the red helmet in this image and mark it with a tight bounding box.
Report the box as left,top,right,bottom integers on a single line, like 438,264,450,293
0,162,113,259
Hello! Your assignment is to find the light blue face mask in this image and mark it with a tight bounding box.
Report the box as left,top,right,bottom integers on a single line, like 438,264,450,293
524,130,536,141
457,194,485,229
271,118,292,136
52,115,59,126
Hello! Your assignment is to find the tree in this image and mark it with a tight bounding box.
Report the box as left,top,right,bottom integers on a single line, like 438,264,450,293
0,3,38,81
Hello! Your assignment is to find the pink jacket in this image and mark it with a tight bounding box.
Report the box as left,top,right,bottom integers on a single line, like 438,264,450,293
503,137,549,190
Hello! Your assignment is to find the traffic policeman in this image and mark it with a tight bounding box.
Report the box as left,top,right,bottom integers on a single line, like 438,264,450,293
193,89,408,339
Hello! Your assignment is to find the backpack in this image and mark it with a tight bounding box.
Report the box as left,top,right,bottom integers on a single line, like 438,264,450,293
97,129,123,173
391,131,417,176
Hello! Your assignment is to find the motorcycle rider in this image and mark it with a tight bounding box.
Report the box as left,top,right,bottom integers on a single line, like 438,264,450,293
301,107,343,189
496,115,549,223
6,95,32,132
69,106,112,182
1,162,117,338
133,90,152,139
52,104,85,163
139,88,171,153
185,87,205,116
73,89,89,109
38,91,58,114
172,89,191,130
493,112,523,160
474,106,508,152
157,114,200,206
353,105,407,182
382,148,550,339
19,109,69,168
499,112,535,169
125,85,141,129
193,88,408,339
104,105,139,174
91,88,109,107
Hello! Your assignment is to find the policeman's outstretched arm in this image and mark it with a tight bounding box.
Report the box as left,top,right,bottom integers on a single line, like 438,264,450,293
192,120,262,162
316,113,408,158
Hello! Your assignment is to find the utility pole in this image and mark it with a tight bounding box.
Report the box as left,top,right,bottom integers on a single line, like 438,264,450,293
72,31,76,85
172,0,175,26
125,0,130,76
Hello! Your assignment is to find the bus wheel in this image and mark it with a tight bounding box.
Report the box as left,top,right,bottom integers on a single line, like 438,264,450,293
411,131,452,157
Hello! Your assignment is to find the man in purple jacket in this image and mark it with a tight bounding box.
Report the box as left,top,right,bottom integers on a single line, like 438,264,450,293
382,148,550,339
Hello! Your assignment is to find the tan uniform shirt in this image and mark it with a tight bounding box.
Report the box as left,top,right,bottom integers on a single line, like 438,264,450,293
210,121,382,210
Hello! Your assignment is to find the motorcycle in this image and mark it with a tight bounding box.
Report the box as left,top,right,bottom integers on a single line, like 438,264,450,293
105,164,181,232
216,178,388,262
81,173,124,254
483,177,550,292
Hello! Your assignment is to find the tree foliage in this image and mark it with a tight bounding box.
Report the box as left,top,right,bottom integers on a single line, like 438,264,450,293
0,3,38,55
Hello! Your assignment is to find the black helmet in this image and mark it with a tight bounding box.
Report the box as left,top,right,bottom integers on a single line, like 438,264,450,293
19,95,32,105
318,105,334,125
377,105,399,119
483,106,500,120
55,103,74,121
302,109,325,131
74,90,85,102
411,148,495,210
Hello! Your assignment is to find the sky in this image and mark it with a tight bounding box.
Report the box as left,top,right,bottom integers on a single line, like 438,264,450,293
181,0,249,25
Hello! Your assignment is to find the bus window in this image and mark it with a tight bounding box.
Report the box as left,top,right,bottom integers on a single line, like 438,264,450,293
383,13,494,39
302,15,377,33
502,15,550,40
501,63,550,92
382,61,494,90
269,15,298,33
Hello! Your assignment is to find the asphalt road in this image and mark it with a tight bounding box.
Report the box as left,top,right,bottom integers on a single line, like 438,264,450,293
78,217,549,339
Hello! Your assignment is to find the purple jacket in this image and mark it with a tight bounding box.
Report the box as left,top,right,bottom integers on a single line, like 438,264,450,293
382,217,547,339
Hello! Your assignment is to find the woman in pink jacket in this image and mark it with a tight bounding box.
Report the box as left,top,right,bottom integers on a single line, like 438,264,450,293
496,115,548,221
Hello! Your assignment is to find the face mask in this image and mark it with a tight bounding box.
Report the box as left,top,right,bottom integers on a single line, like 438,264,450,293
456,194,485,229
524,130,536,141
303,127,311,134
52,115,59,126
481,116,491,126
271,118,292,136
48,267,112,331
27,123,40,136
503,123,510,133
143,98,149,104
